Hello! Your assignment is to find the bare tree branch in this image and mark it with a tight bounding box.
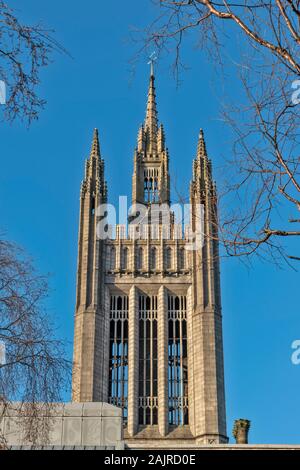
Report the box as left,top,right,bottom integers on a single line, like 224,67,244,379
0,237,71,445
0,1,68,124
142,0,300,263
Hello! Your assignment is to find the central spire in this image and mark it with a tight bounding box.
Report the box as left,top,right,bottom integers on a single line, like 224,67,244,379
144,68,158,154
90,128,100,158
133,67,169,205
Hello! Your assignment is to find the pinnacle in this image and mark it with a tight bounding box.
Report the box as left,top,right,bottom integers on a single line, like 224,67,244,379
197,128,207,158
145,73,158,145
90,128,100,157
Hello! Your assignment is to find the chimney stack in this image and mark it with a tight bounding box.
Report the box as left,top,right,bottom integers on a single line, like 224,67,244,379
233,419,251,444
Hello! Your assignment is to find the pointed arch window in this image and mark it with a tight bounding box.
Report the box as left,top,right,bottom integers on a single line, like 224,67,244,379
144,169,160,203
138,295,158,426
168,295,188,426
108,295,129,425
121,247,128,270
153,178,159,202
144,177,148,195
107,246,116,271
178,248,185,270
164,246,172,270
144,177,150,203
91,195,95,215
150,247,156,271
137,247,144,270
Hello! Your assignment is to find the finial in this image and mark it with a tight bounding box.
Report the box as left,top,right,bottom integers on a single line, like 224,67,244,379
197,127,207,158
148,51,157,78
90,128,100,157
144,58,159,152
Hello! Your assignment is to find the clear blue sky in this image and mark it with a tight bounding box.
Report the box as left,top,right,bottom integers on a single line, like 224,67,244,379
0,0,299,444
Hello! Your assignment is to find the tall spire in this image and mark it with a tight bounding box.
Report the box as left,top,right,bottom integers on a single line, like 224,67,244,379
197,129,207,159
191,128,213,195
197,128,212,182
133,67,170,205
82,128,106,200
144,69,158,153
90,128,100,158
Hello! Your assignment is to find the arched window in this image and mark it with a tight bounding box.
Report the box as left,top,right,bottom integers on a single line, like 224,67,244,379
179,248,185,270
153,178,159,202
121,247,128,270
109,246,116,271
138,295,158,426
108,295,129,424
144,170,160,203
168,295,188,426
164,247,172,270
144,178,149,203
149,178,154,202
91,196,95,216
117,295,123,310
150,247,156,270
137,247,143,270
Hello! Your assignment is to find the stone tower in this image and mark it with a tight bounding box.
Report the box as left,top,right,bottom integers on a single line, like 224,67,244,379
72,68,228,446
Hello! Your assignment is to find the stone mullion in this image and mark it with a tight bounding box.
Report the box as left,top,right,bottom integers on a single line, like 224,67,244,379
146,227,150,273
116,236,121,272
186,286,195,435
128,286,139,436
158,285,168,436
174,238,179,273
159,229,164,275
132,239,136,276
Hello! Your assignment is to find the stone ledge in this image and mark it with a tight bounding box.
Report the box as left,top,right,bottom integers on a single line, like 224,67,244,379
125,441,300,450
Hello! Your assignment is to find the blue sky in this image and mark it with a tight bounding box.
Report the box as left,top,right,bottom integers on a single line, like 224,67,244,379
0,1,299,444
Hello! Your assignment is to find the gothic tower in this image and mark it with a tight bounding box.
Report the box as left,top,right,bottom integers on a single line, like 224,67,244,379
72,69,228,446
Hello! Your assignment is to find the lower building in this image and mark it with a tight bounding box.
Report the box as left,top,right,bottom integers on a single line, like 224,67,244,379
0,402,124,449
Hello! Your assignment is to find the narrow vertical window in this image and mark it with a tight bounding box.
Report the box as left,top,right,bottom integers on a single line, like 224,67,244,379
91,196,95,215
164,247,172,270
121,247,128,270
168,295,188,425
149,177,153,202
144,178,149,203
108,295,129,425
179,247,185,270
153,178,159,202
137,247,143,270
109,246,116,271
150,247,156,271
144,170,159,203
138,295,158,425
106,246,111,272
